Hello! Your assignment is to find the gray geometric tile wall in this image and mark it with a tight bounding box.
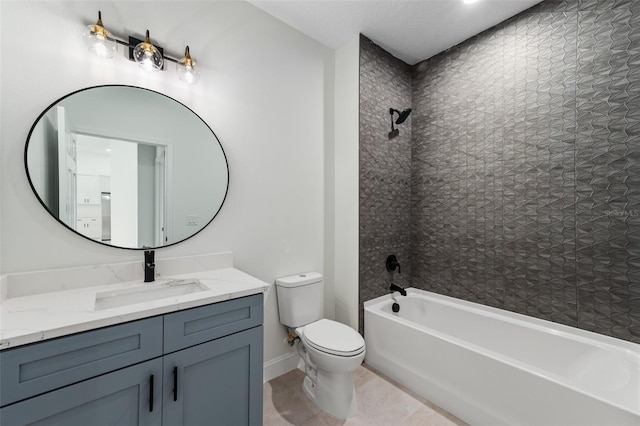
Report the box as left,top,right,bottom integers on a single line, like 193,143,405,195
359,35,413,334
574,0,640,342
359,0,640,343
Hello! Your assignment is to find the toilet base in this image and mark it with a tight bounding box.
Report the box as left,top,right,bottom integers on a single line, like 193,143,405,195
302,369,358,419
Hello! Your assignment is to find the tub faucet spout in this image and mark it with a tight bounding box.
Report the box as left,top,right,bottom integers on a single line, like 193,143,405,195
390,283,406,296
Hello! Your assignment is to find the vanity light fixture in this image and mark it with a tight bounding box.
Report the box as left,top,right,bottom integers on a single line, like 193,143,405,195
82,11,200,84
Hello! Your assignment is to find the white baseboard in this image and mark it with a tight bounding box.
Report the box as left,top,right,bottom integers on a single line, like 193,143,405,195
263,351,300,383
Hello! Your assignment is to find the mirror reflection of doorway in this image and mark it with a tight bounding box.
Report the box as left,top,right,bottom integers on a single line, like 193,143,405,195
71,132,168,247
154,147,166,246
57,106,77,229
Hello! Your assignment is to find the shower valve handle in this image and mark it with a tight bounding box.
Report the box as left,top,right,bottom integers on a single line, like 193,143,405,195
386,255,401,274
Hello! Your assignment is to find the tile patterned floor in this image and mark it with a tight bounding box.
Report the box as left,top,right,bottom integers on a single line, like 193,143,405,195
263,364,467,426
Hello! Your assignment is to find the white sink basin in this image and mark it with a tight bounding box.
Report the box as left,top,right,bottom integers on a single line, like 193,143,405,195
94,279,208,311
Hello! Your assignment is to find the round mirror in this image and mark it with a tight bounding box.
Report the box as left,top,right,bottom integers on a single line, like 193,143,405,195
25,85,229,250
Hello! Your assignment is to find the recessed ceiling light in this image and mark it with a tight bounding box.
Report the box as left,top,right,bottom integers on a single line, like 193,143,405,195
463,0,480,4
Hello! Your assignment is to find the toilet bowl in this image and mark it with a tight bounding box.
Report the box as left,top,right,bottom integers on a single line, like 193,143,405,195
295,319,365,419
275,273,366,419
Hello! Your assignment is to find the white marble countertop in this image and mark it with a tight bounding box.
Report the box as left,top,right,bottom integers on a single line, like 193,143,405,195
0,267,269,350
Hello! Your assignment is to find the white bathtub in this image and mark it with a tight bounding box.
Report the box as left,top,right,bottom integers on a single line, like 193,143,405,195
364,288,640,426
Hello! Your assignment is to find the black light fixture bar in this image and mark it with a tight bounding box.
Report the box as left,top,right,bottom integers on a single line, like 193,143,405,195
97,33,181,68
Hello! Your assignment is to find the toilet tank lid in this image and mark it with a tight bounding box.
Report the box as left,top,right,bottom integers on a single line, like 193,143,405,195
275,272,322,288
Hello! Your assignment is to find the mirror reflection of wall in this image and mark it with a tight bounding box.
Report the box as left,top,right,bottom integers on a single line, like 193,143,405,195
27,110,59,215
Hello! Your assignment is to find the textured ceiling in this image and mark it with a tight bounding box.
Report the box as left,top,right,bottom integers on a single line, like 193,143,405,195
248,0,543,65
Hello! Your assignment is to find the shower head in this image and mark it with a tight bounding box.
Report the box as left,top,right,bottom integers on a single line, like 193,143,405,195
388,107,411,140
396,108,412,124
390,108,412,125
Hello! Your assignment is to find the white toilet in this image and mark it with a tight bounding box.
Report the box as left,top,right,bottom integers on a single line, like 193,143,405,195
275,272,365,419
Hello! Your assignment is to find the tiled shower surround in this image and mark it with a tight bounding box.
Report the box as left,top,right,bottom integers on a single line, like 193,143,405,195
359,0,640,343
359,36,413,333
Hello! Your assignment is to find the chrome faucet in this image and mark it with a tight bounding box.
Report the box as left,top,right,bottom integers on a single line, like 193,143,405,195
144,250,155,282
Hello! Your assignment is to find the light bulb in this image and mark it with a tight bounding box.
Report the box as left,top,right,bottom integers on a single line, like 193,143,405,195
133,30,163,71
176,46,200,85
82,11,116,59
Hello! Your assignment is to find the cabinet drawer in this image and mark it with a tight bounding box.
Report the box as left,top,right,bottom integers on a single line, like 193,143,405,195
0,317,162,407
163,294,263,353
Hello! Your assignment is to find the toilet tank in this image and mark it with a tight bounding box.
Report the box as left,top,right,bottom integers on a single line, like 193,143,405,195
275,272,323,328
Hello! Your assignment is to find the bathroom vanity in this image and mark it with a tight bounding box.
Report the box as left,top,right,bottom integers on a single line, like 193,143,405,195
0,85,262,424
0,254,267,426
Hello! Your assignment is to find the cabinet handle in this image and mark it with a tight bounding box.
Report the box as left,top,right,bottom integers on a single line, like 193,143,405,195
173,366,178,401
149,374,154,412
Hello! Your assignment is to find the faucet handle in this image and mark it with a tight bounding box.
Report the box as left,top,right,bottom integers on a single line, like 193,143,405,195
386,255,401,274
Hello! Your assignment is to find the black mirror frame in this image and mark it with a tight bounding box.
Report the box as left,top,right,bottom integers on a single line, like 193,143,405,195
24,84,229,251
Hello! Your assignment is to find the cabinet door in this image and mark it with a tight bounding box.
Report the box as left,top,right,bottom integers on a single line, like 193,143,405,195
77,217,102,239
77,175,100,204
0,358,162,426
163,326,263,426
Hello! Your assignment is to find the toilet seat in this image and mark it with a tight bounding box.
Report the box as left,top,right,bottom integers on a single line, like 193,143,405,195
301,319,365,357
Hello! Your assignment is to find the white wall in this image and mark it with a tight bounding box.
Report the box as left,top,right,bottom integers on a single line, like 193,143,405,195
333,36,360,330
0,1,333,367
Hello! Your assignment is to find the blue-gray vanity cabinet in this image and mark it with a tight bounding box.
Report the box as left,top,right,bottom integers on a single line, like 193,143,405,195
0,316,163,407
162,325,264,426
0,293,264,426
0,358,162,426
